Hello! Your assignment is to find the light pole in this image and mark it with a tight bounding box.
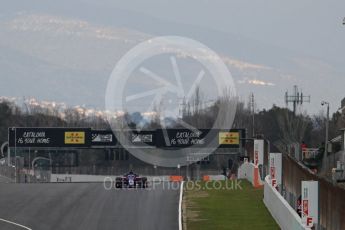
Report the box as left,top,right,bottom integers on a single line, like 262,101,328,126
14,128,17,183
251,93,255,137
321,101,330,173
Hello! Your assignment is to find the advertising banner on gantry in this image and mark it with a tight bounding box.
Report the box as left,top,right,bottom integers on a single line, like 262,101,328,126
65,132,86,144
269,153,282,188
9,127,91,148
156,129,244,149
91,130,117,147
254,139,264,166
8,128,245,149
218,132,240,145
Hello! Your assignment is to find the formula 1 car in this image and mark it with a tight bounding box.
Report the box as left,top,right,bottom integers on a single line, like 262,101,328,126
115,171,148,188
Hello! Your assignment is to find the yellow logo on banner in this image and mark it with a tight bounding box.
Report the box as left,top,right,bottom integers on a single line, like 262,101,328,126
64,132,85,144
219,132,240,145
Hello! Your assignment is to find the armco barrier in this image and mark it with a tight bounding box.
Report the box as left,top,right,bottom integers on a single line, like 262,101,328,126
169,176,184,182
50,174,171,183
263,176,306,230
238,162,263,188
50,174,117,183
202,175,226,181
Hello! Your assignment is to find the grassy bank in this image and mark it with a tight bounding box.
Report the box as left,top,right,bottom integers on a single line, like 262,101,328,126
184,180,279,230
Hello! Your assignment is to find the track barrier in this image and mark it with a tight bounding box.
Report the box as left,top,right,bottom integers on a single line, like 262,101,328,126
169,176,184,182
202,175,226,181
263,175,306,230
237,161,263,188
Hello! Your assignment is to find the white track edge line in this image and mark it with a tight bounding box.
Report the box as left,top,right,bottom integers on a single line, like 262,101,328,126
179,181,184,230
0,218,32,230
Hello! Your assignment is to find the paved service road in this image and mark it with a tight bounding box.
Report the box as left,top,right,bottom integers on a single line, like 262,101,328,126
0,183,180,230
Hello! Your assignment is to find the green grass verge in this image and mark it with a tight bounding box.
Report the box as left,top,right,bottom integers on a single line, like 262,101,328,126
184,180,279,230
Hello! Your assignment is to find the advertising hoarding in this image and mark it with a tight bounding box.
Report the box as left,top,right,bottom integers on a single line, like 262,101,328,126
301,181,319,228
254,139,264,166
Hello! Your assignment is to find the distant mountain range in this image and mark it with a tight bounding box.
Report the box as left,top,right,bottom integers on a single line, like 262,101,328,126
0,7,344,114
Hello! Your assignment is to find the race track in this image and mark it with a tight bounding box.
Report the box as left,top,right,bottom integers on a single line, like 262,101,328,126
0,182,180,230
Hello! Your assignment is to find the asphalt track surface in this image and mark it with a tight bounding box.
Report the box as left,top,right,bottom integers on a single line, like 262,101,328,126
0,182,180,230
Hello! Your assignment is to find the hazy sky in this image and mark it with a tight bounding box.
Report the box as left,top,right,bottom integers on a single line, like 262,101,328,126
1,0,345,115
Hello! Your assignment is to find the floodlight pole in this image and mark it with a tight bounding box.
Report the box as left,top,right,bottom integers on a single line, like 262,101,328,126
251,93,255,137
14,127,17,183
321,101,330,173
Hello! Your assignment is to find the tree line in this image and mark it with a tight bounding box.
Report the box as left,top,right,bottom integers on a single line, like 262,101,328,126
0,94,344,159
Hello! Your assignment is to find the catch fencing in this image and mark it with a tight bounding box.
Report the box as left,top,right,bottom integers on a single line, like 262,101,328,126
0,165,15,180
0,165,50,183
